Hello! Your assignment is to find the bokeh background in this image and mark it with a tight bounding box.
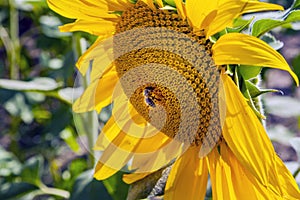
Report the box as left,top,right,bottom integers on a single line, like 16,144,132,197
0,0,299,199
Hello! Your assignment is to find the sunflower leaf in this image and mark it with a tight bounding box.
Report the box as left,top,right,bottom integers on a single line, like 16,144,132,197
20,156,44,186
252,10,300,37
260,33,284,50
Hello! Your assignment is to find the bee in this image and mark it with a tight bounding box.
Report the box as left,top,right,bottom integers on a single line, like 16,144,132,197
143,86,163,107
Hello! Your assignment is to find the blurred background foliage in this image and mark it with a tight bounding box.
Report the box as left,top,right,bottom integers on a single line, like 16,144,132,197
0,0,299,199
0,0,128,199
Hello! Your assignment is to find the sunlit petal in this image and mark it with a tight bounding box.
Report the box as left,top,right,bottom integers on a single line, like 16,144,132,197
73,65,117,113
76,36,114,75
213,33,299,85
156,0,164,8
208,148,237,200
185,0,217,29
165,147,208,200
222,74,300,198
94,161,119,180
174,0,186,20
47,0,119,20
123,172,151,184
59,19,117,36
206,0,284,37
140,0,156,10
208,143,276,199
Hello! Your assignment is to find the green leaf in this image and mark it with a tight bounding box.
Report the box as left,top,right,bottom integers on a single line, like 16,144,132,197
103,171,129,200
20,156,44,186
0,77,59,91
70,170,113,200
238,65,262,80
260,33,283,50
293,0,300,9
252,10,300,37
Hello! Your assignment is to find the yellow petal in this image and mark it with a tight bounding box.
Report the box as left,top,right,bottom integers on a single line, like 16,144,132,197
72,65,118,113
59,19,116,36
208,143,277,199
185,0,217,29
156,0,164,8
94,124,137,180
76,35,114,75
94,116,121,151
47,0,119,20
94,111,176,173
207,148,237,200
123,172,151,184
140,0,156,10
206,0,284,37
221,74,300,198
129,139,183,173
212,33,299,85
94,161,119,180
174,0,186,20
94,145,133,180
108,0,134,11
165,147,208,200
95,103,170,153
274,156,300,199
94,103,176,174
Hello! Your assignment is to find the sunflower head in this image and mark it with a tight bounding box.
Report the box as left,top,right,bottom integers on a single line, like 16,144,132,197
48,0,300,199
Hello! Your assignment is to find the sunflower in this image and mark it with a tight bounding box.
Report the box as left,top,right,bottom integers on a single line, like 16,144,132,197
48,0,300,199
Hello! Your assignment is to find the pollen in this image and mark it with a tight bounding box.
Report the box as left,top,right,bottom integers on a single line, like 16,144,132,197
113,1,222,147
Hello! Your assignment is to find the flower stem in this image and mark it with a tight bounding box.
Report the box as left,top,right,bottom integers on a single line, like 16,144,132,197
38,182,70,199
72,34,97,167
9,0,20,79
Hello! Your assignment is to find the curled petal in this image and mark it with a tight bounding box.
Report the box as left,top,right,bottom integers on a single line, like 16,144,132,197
213,33,299,85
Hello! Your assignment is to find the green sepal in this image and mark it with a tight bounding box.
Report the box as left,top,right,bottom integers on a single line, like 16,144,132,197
238,65,262,80
239,78,266,119
210,18,253,42
226,17,253,33
245,80,283,98
164,0,176,7
110,11,123,16
235,68,264,120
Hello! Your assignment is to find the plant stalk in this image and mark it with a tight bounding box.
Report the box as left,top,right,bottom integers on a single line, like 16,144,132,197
9,0,20,79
